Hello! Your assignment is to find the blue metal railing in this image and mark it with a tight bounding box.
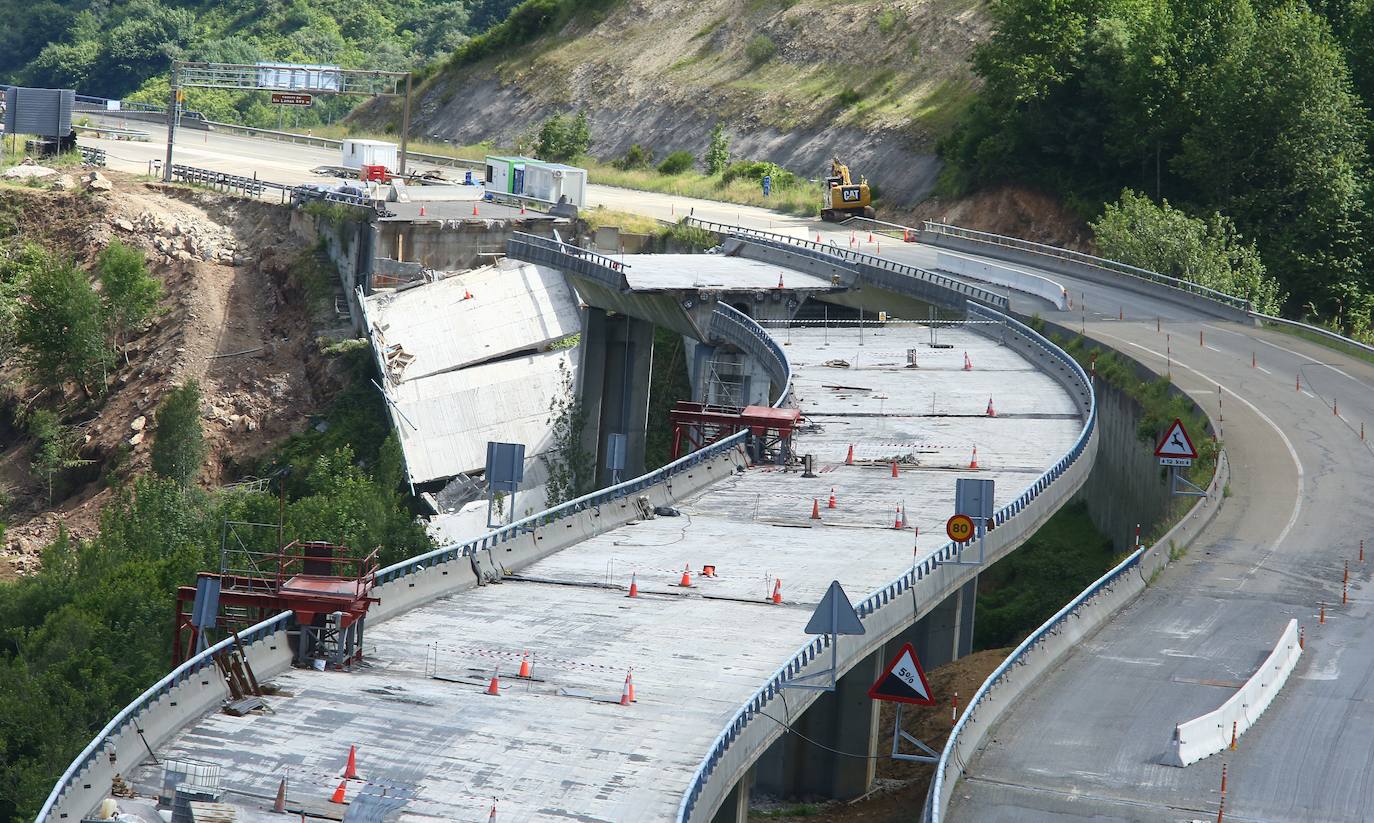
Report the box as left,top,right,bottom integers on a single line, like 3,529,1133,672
36,612,293,823
926,540,1145,821
674,301,1096,822
684,217,1010,310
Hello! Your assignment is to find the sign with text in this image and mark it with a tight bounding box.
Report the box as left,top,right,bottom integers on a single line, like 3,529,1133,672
271,92,313,106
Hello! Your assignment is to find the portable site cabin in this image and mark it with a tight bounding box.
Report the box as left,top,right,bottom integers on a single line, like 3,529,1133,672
484,155,536,196
342,139,399,173
522,162,587,208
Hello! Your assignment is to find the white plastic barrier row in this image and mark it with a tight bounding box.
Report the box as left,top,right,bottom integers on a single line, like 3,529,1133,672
935,251,1068,310
1163,618,1302,767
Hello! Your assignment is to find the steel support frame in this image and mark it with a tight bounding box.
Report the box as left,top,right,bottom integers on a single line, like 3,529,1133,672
164,61,413,182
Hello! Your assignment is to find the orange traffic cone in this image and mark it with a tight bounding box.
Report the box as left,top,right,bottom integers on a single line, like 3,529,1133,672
463,288,473,300
868,232,874,243
811,498,821,520
418,205,426,217
963,352,972,371
986,397,996,417
489,802,497,822
518,652,532,679
486,667,501,696
893,505,903,529
845,444,854,465
472,203,480,216
274,776,286,813
627,573,638,598
777,272,785,289
771,579,782,604
969,446,979,470
330,780,347,804
679,564,692,587
620,669,635,705
343,744,359,779
519,202,527,215
827,488,837,509
815,233,821,242
891,461,899,478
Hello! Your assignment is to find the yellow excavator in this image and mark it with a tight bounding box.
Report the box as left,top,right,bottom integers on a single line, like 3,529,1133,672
821,156,876,222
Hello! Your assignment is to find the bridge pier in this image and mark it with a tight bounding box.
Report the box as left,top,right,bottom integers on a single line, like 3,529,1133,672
710,769,752,823
581,308,655,486
750,575,978,806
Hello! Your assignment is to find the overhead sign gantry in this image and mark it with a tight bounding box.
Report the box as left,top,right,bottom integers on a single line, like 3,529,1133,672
162,61,414,182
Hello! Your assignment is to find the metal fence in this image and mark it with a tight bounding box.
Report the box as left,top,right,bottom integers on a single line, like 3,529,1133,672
78,146,106,167
674,301,1096,823
167,163,389,215
36,612,293,823
684,217,1010,310
921,221,1252,312
506,233,630,291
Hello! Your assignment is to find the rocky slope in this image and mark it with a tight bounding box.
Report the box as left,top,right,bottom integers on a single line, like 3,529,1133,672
373,0,990,205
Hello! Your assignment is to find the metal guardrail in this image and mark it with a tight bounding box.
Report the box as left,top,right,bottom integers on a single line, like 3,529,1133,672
376,243,793,586
36,611,292,823
922,221,1374,361
684,217,1010,311
507,232,630,291
921,222,1252,312
78,146,106,167
675,301,1096,823
928,536,1147,820
168,163,390,215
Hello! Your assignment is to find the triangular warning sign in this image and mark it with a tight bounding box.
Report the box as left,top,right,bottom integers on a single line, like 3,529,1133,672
1154,418,1198,459
804,581,866,636
868,643,935,705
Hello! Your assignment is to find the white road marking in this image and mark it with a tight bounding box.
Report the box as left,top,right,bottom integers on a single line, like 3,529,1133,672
1256,365,1272,375
1093,330,1304,574
1256,337,1363,383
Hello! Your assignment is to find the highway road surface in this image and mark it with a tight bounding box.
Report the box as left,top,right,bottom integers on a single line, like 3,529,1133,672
75,120,1374,820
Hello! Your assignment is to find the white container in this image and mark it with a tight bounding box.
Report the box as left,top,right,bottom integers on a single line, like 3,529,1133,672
522,161,587,207
312,658,326,671
341,139,398,173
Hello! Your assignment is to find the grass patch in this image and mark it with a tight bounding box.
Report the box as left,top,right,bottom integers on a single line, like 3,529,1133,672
580,206,663,235
974,501,1118,649
586,159,821,216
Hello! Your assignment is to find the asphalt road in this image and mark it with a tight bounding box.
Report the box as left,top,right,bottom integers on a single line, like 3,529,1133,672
72,122,1374,820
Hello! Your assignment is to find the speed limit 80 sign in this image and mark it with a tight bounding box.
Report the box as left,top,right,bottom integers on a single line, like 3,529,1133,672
946,514,975,542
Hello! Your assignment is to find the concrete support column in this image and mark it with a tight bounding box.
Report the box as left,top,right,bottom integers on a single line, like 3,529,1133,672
889,572,978,673
709,768,752,823
753,647,884,801
587,311,654,486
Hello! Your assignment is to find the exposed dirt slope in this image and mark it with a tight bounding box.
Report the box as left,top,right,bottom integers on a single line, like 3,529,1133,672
750,647,1010,821
0,176,351,573
370,0,990,205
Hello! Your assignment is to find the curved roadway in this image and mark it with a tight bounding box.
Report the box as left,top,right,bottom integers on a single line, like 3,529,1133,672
871,237,1373,822
70,121,1369,819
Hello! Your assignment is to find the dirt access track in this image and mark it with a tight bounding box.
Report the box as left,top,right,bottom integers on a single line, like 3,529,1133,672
0,172,353,574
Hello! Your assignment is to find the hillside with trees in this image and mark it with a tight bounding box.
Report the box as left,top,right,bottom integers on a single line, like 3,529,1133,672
941,0,1374,329
0,0,525,128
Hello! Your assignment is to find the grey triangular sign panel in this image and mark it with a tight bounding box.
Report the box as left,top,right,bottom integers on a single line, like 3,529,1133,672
804,580,866,636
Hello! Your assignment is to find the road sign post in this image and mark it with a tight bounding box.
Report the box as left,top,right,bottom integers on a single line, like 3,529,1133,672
951,477,994,565
869,643,940,762
1154,418,1208,498
783,580,865,693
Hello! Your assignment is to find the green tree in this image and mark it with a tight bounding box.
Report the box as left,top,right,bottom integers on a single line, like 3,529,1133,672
97,240,162,355
27,409,91,505
16,251,112,393
543,359,593,506
1174,3,1371,314
534,111,592,163
151,381,206,487
704,123,730,176
1092,189,1284,313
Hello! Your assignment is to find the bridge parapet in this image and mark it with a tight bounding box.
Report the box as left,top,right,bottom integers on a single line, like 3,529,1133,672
676,302,1096,823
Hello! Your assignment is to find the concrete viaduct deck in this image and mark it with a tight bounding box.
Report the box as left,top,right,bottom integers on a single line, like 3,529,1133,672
38,121,1109,823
